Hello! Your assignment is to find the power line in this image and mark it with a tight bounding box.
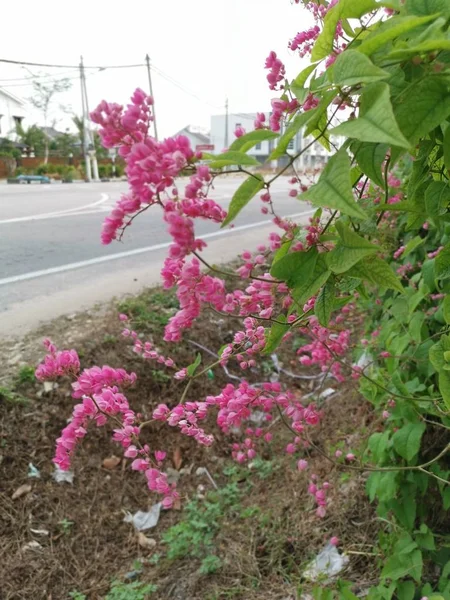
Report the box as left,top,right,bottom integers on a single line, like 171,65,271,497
151,63,223,110
0,57,144,69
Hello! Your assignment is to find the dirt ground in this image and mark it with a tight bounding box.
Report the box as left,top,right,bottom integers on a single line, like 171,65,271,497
0,287,380,600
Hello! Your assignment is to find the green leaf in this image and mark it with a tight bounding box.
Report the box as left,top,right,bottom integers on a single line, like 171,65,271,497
387,39,450,60
292,256,331,307
406,0,450,16
403,235,425,257
221,175,265,227
382,549,423,582
443,296,450,324
314,279,335,326
299,148,368,219
228,129,279,153
357,14,438,56
270,248,318,287
207,151,260,168
327,221,378,274
368,430,391,464
396,581,415,600
435,244,450,280
312,0,379,60
347,256,404,293
352,142,388,188
395,78,450,145
429,334,450,370
444,126,450,172
187,353,202,377
269,110,317,160
292,63,318,88
425,181,450,218
331,83,410,148
333,50,390,86
392,422,426,460
263,316,290,354
438,368,450,410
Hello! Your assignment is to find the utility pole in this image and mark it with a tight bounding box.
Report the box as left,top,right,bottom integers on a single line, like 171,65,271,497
80,57,99,181
145,54,158,140
224,97,229,150
79,56,92,182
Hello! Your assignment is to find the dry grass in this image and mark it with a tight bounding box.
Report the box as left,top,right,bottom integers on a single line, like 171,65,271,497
0,287,381,599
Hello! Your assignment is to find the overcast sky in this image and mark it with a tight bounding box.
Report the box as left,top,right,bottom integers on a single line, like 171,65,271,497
0,0,313,138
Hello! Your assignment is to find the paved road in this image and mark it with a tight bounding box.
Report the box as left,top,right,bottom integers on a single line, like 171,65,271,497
0,177,314,337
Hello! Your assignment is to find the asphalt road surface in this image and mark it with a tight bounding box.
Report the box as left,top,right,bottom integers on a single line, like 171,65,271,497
0,177,315,337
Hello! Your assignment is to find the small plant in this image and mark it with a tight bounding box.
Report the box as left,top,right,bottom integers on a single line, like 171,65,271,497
163,482,242,563
0,386,28,406
150,369,171,384
105,580,157,600
17,365,36,385
69,591,87,600
58,518,74,535
199,554,222,575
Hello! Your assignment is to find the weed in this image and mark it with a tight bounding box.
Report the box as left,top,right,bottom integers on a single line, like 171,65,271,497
16,365,35,385
148,553,161,565
118,290,178,330
58,518,74,535
150,369,171,384
0,386,28,406
199,554,222,575
250,457,278,480
163,482,242,563
103,334,118,345
105,580,157,600
69,591,87,600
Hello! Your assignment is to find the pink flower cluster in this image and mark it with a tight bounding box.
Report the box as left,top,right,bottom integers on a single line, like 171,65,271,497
152,401,213,446
308,476,330,518
264,51,286,91
35,339,80,380
269,98,299,132
122,325,176,368
289,26,320,57
297,316,351,382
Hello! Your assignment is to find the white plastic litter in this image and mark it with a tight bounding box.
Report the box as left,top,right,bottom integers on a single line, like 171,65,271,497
303,543,349,582
52,466,74,484
22,541,43,552
28,463,41,478
357,351,372,370
319,388,336,400
124,503,161,531
30,528,49,536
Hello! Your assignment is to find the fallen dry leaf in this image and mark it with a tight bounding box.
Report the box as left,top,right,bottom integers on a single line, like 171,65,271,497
22,540,43,552
137,532,157,549
173,446,182,470
173,497,182,511
12,483,32,500
102,455,121,470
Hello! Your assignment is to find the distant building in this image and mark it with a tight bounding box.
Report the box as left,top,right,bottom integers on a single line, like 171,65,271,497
174,125,212,151
39,126,66,141
211,113,271,163
0,87,26,141
210,111,344,169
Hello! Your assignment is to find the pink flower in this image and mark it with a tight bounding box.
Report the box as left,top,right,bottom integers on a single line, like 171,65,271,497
330,536,339,546
297,459,308,471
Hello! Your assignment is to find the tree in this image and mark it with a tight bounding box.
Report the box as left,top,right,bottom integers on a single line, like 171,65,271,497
15,123,47,157
72,114,109,159
53,131,79,158
28,76,72,163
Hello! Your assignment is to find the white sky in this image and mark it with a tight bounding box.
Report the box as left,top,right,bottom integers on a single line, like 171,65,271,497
0,0,313,139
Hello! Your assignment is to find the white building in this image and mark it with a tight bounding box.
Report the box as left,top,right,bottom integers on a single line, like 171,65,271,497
211,113,272,163
0,88,26,141
173,125,211,151
210,111,343,169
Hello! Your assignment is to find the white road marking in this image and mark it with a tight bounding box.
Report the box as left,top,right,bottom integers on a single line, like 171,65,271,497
0,193,110,225
0,209,316,286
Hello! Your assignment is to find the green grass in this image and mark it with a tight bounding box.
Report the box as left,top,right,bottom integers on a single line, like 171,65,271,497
118,290,178,330
105,580,157,600
0,386,28,406
16,365,36,385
